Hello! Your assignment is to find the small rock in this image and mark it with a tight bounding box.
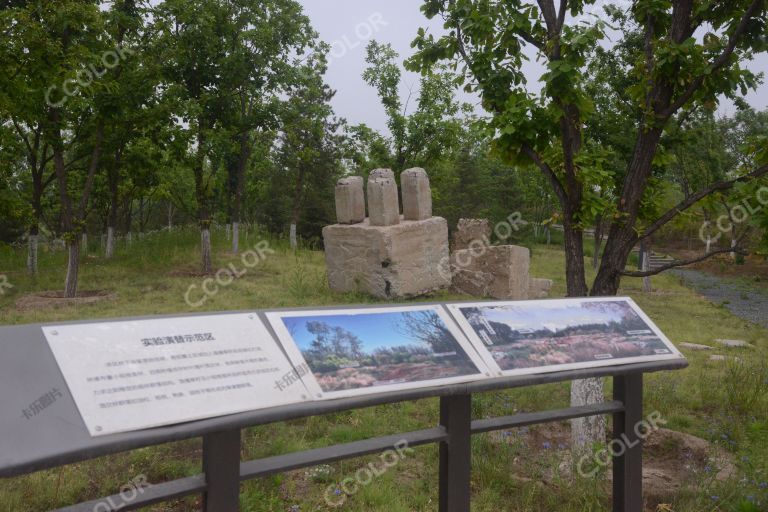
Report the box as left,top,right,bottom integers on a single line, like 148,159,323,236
679,342,713,351
709,354,741,362
714,339,754,348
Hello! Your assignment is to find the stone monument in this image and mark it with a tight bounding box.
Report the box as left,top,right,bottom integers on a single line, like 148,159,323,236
322,168,450,298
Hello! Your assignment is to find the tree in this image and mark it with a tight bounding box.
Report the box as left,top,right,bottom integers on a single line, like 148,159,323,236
363,40,470,172
4,0,112,296
408,0,768,447
217,0,313,254
278,51,344,249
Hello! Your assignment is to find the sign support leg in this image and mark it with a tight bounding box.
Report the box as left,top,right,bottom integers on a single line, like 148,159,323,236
203,429,241,511
439,394,472,512
613,374,643,512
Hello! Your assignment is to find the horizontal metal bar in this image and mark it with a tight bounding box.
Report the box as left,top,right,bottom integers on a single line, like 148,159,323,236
240,427,447,480
471,401,625,435
0,361,685,479
54,474,206,512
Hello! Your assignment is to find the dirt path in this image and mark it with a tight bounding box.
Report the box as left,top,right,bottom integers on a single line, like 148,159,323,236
673,268,768,328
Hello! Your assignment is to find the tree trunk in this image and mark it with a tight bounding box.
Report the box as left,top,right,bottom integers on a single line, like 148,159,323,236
64,239,80,298
82,233,88,256
570,379,607,449
106,227,115,259
27,229,39,276
201,227,212,274
562,218,605,449
231,129,251,254
641,241,652,292
289,223,297,250
105,149,121,259
592,215,604,272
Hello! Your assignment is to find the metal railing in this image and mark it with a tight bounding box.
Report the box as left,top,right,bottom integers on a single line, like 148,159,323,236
0,308,687,512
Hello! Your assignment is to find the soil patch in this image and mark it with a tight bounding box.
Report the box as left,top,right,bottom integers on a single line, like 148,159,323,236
489,423,735,511
15,290,115,311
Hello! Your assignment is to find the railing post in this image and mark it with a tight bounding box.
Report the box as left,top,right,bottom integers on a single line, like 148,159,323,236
203,429,241,512
439,394,472,512
613,373,643,512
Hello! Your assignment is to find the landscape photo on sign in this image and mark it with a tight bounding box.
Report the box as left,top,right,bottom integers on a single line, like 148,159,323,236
266,306,490,398
448,298,683,375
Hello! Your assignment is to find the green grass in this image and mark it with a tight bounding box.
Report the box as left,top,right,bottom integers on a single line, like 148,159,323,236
0,227,767,511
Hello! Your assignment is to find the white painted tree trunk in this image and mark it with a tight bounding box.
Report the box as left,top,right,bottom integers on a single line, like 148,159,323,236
105,227,115,259
232,222,240,254
642,249,652,293
127,231,133,245
27,234,38,275
705,236,712,254
289,223,297,250
201,228,213,274
81,233,88,256
64,240,80,298
730,238,737,260
571,378,606,449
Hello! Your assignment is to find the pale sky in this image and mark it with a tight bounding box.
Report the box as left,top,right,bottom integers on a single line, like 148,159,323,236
298,0,768,134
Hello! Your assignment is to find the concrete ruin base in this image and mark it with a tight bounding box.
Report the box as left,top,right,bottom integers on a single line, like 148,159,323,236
450,245,531,300
323,216,450,298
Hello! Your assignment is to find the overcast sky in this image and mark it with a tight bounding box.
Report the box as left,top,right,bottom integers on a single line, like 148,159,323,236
298,0,768,135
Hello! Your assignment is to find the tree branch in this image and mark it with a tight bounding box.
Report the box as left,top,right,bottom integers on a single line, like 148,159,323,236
640,163,768,240
521,143,568,207
621,247,747,277
662,0,764,117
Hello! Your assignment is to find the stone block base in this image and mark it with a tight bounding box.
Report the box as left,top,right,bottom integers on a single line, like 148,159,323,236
322,216,450,298
450,245,531,300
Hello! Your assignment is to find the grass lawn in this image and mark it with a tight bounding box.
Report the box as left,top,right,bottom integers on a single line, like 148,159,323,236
0,227,766,511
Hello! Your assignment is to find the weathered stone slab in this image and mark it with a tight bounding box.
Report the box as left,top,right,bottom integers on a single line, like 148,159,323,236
323,216,450,298
529,278,553,299
452,218,491,251
714,339,754,348
451,245,530,300
334,176,365,224
367,177,400,226
401,168,432,221
679,342,714,351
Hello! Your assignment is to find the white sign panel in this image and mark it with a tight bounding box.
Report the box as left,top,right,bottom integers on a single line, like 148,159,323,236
447,297,685,377
266,305,493,400
43,314,310,436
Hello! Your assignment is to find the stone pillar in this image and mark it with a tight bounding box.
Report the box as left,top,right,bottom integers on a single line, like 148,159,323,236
369,168,395,181
401,168,432,221
335,176,365,224
367,173,400,227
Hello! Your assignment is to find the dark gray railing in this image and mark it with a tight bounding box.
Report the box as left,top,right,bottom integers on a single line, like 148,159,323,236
0,308,687,512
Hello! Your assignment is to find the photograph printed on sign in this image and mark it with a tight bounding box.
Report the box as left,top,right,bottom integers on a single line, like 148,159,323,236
447,297,684,376
266,305,491,399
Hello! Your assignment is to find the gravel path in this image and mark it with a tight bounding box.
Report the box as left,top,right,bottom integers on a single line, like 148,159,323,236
672,268,768,328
